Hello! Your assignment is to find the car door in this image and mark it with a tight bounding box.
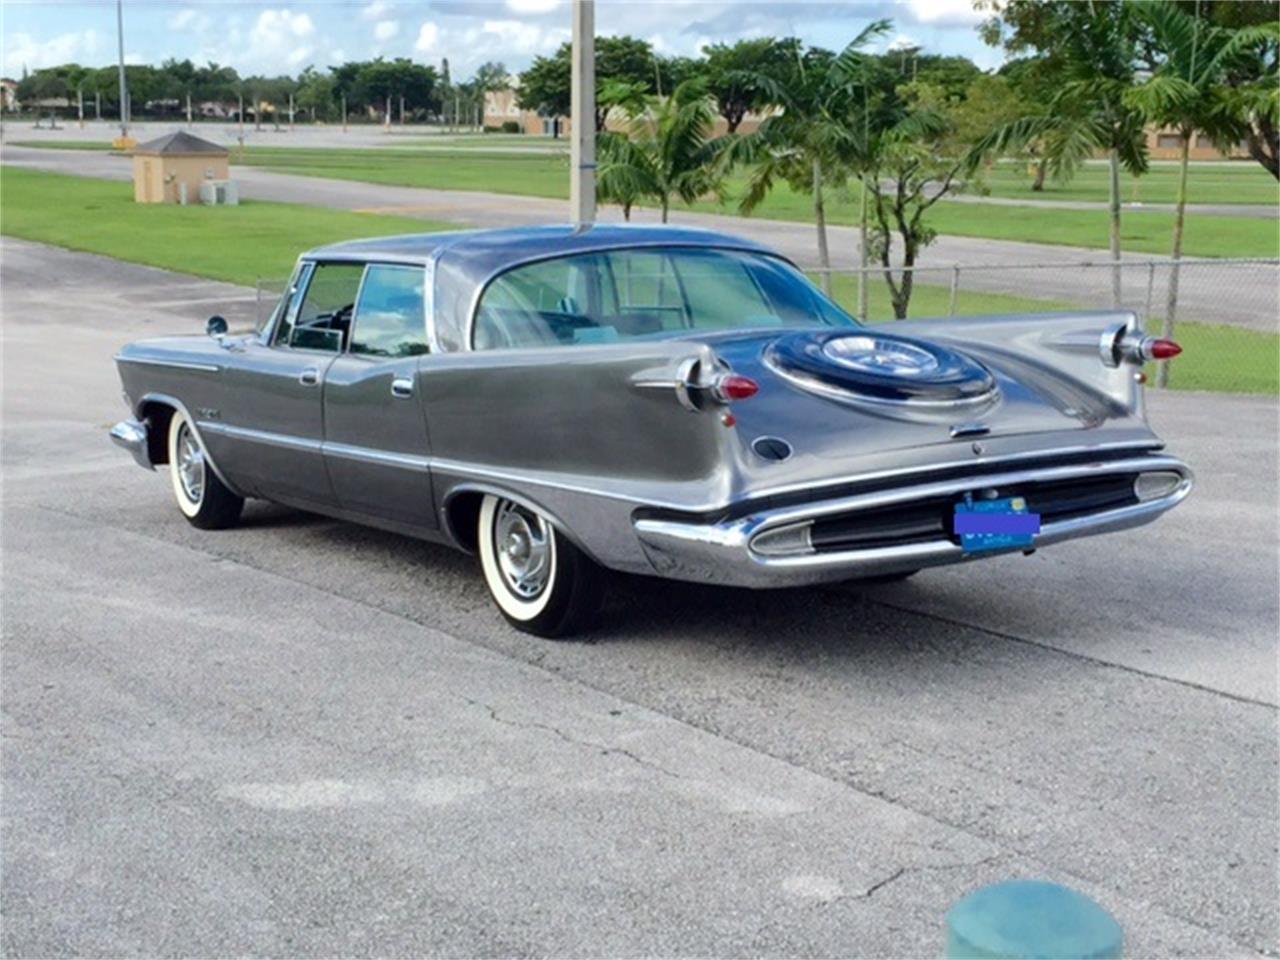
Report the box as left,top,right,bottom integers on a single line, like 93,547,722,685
212,260,362,506
322,262,437,530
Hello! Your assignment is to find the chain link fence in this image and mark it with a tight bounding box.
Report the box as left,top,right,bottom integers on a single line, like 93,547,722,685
813,258,1279,394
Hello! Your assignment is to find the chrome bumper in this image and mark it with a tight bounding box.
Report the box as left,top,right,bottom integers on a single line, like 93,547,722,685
633,455,1193,588
110,419,154,470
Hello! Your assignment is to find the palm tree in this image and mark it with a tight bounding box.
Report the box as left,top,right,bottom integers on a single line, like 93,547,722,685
597,78,727,224
1129,1,1279,384
726,20,892,295
979,2,1149,306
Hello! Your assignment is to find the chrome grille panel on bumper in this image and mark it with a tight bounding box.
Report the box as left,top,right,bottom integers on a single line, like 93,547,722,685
633,455,1192,588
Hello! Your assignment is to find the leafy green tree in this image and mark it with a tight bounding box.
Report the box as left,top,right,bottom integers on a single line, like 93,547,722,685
863,80,1001,319
979,0,1150,304
1127,1,1278,382
701,37,800,132
295,66,336,121
598,79,727,222
519,36,657,130
727,24,891,293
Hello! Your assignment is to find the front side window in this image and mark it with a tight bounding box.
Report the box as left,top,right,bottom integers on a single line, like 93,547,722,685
277,262,364,352
350,264,429,357
473,248,854,350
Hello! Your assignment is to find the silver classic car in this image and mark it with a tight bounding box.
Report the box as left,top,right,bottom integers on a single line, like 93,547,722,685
111,225,1192,637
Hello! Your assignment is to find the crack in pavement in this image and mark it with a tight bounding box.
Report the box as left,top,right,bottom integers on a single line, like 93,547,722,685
459,695,687,781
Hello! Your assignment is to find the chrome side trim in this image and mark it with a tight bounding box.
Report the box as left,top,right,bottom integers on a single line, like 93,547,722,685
324,441,429,471
116,356,221,374
632,454,1193,588
201,424,430,472
110,419,154,470
199,422,321,454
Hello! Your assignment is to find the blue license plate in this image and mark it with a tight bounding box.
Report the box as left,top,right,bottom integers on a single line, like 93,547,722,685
954,496,1041,554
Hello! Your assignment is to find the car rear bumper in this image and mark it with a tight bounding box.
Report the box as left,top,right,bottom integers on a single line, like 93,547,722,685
632,454,1193,588
110,419,154,470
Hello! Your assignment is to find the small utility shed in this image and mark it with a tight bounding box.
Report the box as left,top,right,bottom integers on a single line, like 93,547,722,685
132,132,229,204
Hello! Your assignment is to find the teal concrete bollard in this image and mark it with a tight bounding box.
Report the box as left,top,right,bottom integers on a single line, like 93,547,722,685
945,880,1124,960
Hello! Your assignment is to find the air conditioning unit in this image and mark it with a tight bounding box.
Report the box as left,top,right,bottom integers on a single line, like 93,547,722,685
199,180,239,206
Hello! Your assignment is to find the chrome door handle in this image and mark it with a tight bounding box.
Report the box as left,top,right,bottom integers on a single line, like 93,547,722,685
299,368,319,386
391,376,414,399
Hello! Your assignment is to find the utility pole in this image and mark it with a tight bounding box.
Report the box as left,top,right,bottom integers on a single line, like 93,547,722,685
399,93,405,125
95,90,101,121
569,0,596,224
238,91,245,136
115,0,129,138
77,87,84,128
341,94,347,132
384,95,391,130
186,90,192,128
289,91,294,131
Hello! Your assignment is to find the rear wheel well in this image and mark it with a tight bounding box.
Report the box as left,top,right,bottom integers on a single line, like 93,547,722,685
446,492,485,553
138,401,176,465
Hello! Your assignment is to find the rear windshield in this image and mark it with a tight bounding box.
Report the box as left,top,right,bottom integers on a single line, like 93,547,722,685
473,247,855,350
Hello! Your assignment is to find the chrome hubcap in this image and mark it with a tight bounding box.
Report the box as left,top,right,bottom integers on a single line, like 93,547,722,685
176,423,205,504
494,501,551,599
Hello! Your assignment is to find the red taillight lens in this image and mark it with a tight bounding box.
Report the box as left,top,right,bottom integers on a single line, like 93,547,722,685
1148,338,1182,360
715,374,759,402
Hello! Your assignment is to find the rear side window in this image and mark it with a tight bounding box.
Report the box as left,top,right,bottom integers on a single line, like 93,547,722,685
473,248,854,350
350,264,428,357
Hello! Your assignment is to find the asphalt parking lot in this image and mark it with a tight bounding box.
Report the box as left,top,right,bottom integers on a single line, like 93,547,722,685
2,237,1276,957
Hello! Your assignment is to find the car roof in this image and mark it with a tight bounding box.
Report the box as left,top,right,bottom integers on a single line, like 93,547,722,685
303,223,784,270
303,223,792,352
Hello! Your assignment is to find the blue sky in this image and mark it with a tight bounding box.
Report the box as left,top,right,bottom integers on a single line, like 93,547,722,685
1,1,1004,81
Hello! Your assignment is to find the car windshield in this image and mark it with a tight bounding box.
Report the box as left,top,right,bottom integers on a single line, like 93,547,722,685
473,247,856,350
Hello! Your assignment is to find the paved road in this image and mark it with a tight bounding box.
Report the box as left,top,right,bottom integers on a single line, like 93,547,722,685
5,142,1276,332
2,237,1276,956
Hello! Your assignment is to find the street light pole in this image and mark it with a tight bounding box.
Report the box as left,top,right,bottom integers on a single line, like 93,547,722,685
569,0,595,225
115,0,129,138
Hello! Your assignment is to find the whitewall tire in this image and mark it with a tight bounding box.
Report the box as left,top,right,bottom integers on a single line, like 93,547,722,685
166,410,243,530
477,494,603,638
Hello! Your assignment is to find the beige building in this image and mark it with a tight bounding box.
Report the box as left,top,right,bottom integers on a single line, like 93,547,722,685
483,87,769,138
132,131,230,204
1145,126,1251,161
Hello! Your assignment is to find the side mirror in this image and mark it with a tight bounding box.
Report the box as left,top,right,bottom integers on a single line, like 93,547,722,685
206,315,228,337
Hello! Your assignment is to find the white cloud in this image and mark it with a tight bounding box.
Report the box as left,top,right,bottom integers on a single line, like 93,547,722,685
887,33,921,51
906,0,984,27
505,0,563,13
414,22,440,53
1,29,101,73
166,9,208,32
237,9,317,70
373,20,400,42
362,1,392,21
473,19,568,55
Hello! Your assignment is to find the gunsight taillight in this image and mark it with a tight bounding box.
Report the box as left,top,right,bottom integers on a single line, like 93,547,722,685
713,374,759,402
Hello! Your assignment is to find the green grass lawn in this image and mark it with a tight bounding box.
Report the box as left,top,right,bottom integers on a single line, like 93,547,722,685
15,141,1277,258
0,165,453,286
817,273,1278,395
700,178,1279,259
975,159,1280,206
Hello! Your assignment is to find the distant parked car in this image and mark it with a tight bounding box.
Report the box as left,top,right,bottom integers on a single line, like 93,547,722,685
111,225,1192,636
